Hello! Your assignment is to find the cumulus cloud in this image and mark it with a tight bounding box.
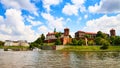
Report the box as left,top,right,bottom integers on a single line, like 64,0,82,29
0,9,38,42
42,0,62,12
26,16,42,26
41,13,65,31
62,3,79,16
83,14,120,35
88,0,120,13
62,0,86,16
0,0,38,16
38,25,51,35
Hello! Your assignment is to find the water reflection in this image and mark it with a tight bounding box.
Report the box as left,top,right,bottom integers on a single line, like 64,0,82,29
0,50,120,68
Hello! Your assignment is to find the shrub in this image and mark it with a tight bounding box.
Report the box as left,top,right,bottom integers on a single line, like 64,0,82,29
88,40,95,45
100,39,110,50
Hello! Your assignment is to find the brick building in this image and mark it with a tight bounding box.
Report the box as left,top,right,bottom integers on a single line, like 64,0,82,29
110,28,116,36
45,28,71,45
75,31,97,40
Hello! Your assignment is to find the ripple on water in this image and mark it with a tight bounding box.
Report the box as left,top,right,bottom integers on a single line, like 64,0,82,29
0,51,120,68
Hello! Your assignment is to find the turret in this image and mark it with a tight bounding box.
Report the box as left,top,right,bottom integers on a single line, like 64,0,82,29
110,28,116,36
64,28,69,36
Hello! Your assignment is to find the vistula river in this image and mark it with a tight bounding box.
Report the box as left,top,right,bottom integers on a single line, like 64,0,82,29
0,50,120,68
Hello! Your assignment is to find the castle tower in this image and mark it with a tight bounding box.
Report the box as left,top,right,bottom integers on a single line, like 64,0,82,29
110,28,116,36
64,28,69,36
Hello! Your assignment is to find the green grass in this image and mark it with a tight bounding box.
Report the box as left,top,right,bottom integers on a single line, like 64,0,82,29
0,46,30,51
61,45,120,51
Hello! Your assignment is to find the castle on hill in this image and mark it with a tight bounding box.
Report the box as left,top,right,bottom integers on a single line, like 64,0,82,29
44,28,116,45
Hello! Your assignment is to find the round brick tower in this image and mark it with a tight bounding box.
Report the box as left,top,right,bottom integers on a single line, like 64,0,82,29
110,28,116,36
64,28,69,36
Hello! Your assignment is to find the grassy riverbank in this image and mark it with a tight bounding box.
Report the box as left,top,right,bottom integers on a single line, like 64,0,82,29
0,46,30,51
61,46,120,51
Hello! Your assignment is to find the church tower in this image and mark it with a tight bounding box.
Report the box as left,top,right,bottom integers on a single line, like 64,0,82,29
110,28,116,36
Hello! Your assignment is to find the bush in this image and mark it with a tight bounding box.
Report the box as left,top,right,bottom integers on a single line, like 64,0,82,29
100,39,110,50
88,40,95,45
71,39,78,45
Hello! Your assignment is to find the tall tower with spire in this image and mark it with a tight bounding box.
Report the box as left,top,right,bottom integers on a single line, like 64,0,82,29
110,28,116,36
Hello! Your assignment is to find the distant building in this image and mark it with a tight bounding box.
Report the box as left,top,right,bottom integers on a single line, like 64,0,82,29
75,31,97,39
45,28,71,45
110,28,116,36
4,40,29,46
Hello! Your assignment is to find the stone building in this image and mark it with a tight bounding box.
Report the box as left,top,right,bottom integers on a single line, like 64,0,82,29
4,40,29,46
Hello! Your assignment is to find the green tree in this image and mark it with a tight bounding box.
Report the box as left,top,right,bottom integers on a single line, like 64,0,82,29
55,39,62,45
72,38,78,45
95,37,103,45
41,34,45,42
114,36,120,45
55,32,62,39
78,39,85,45
96,31,108,39
0,41,4,46
100,39,110,49
88,40,95,45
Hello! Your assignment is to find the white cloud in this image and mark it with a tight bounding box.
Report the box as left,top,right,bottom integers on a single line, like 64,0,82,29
70,32,75,38
84,14,88,19
83,14,120,35
38,25,51,35
0,0,38,16
71,0,85,5
41,13,65,31
0,9,38,42
42,0,62,12
88,0,120,13
66,18,72,23
62,0,86,16
26,16,42,26
62,3,79,16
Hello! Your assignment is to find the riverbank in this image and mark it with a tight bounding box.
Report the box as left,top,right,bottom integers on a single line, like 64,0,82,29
0,46,30,51
61,46,120,52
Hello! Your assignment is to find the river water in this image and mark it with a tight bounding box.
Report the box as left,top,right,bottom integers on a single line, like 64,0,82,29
0,50,120,68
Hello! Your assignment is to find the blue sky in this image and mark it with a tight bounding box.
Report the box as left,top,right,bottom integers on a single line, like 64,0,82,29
0,0,120,42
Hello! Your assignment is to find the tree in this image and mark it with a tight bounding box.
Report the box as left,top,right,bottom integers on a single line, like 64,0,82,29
41,34,45,42
55,32,62,39
95,37,103,45
96,31,102,37
72,38,78,45
96,31,108,39
0,41,4,46
100,39,110,49
114,36,120,45
88,40,95,45
84,34,89,46
78,39,85,45
55,39,62,45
